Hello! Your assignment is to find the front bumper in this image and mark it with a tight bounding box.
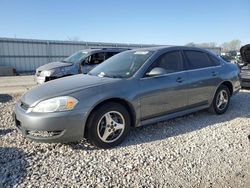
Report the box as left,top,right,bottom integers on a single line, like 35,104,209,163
13,102,87,143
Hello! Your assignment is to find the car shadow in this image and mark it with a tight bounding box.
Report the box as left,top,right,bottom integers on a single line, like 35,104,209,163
0,129,14,137
67,139,98,151
0,147,27,187
69,91,250,150
0,94,13,103
120,91,250,147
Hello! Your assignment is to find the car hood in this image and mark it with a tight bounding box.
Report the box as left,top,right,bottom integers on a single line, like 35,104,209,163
21,74,118,107
37,61,73,71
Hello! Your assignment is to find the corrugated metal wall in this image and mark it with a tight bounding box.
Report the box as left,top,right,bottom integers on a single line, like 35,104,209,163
0,37,221,72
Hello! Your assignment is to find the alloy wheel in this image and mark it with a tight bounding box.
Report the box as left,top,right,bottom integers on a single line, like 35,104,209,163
216,90,228,111
97,111,125,143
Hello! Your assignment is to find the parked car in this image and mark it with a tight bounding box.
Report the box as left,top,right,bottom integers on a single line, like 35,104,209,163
239,44,250,88
14,46,241,148
35,48,129,84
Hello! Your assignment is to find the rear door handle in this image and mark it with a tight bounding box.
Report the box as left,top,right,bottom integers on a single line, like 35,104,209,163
176,77,184,83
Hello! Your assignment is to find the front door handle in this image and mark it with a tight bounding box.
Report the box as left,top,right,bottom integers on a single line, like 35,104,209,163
176,77,184,83
212,71,218,77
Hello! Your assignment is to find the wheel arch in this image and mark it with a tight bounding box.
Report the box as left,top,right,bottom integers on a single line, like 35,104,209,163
84,97,137,137
220,81,233,96
210,80,233,106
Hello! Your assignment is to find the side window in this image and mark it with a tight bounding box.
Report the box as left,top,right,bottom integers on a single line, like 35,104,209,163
148,51,183,74
184,51,216,69
87,52,106,65
208,54,221,66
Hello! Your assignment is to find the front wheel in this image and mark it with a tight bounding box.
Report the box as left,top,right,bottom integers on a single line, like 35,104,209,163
210,85,231,114
86,102,131,149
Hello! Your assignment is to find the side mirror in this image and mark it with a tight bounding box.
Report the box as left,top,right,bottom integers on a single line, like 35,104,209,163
146,67,167,77
240,44,250,65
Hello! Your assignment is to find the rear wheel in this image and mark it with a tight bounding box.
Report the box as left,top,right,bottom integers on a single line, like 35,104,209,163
86,102,130,149
210,85,230,114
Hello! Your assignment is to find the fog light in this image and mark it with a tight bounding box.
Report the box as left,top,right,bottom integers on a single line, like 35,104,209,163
28,130,62,137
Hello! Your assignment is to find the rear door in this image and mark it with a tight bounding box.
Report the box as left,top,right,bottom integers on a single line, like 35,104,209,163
139,50,189,120
183,50,221,107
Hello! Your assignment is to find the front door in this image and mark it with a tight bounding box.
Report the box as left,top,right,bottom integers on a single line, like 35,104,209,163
139,51,188,120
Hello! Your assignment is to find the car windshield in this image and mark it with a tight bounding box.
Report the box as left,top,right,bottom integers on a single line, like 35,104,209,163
89,50,154,78
62,51,88,63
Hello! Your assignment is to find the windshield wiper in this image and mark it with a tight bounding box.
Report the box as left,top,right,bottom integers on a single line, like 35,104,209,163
103,74,123,78
95,72,123,78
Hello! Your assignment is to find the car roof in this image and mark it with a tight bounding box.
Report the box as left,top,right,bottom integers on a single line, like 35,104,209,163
78,46,214,55
130,46,214,53
79,48,130,53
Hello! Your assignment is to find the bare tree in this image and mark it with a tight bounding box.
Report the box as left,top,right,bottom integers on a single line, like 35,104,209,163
185,42,196,47
208,42,217,48
229,40,241,51
221,40,241,52
185,42,217,48
186,40,241,52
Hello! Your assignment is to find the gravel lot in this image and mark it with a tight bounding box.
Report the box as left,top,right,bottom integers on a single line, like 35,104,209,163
0,90,249,187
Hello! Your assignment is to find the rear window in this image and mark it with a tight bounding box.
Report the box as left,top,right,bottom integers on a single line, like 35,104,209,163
184,51,219,70
208,54,221,66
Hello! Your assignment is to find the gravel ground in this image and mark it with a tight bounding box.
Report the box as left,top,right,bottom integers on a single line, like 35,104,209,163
0,91,250,187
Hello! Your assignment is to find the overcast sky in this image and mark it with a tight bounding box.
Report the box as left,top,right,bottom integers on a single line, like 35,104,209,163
0,0,249,45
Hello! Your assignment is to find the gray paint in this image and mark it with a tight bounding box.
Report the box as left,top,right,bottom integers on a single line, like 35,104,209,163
0,37,222,72
13,46,238,143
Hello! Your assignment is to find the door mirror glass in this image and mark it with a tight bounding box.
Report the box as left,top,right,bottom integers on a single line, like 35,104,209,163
146,67,167,77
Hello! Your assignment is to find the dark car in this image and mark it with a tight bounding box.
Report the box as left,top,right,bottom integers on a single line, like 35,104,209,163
35,48,129,84
14,46,241,148
239,44,250,88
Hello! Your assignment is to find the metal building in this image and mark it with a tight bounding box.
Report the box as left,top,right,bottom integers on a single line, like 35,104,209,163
0,37,221,73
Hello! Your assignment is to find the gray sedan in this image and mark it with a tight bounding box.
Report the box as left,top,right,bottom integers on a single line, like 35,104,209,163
14,46,241,148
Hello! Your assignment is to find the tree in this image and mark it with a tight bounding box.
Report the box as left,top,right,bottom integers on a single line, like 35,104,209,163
229,40,241,51
221,40,241,52
185,42,217,48
185,42,196,47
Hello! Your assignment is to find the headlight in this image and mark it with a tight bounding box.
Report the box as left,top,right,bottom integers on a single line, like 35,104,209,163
32,96,78,113
41,70,55,77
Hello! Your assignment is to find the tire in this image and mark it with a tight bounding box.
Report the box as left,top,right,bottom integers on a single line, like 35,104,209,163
86,102,131,149
209,85,231,115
